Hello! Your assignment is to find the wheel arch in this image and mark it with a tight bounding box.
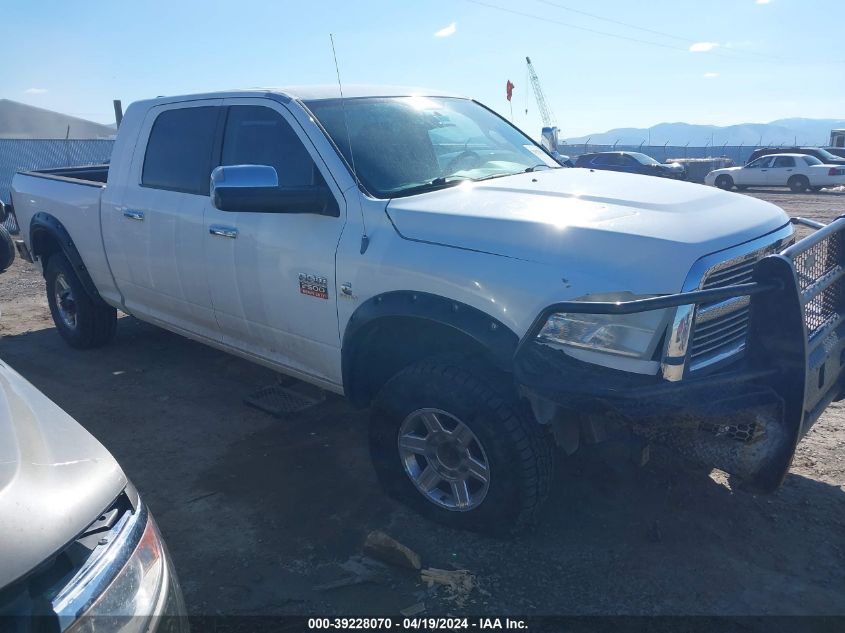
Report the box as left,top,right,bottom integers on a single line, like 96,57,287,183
29,212,107,305
341,291,519,407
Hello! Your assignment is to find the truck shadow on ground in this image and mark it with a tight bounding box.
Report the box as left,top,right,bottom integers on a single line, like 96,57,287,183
1,318,843,615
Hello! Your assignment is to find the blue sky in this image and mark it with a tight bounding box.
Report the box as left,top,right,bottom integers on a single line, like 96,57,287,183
3,0,843,139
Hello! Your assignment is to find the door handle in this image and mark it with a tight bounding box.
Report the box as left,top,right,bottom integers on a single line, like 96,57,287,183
786,169,793,172
123,209,145,221
209,225,238,239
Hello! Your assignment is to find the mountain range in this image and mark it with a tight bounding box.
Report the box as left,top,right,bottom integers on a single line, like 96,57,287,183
564,118,844,147
0,99,115,139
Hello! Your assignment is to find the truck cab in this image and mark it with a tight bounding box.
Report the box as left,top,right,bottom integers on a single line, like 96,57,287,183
11,87,845,532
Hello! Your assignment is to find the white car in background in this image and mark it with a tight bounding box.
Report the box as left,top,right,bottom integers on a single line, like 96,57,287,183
705,153,845,193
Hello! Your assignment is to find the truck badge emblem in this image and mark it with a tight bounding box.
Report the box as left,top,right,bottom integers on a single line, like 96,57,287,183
299,273,329,300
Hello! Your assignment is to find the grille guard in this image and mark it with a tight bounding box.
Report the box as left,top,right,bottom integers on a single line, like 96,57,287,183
517,216,845,491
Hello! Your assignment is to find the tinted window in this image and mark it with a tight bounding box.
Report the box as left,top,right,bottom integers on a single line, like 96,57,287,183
628,152,660,165
812,148,840,162
222,106,318,187
142,106,219,194
772,156,796,167
746,156,773,168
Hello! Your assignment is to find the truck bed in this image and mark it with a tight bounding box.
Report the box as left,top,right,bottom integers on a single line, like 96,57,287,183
20,164,109,186
11,166,121,306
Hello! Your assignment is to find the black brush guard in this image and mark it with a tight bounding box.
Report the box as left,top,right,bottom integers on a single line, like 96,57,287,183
515,217,845,491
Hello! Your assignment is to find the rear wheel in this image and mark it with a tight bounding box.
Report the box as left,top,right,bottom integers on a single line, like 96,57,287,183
0,226,15,272
369,357,554,534
45,253,117,348
715,174,734,190
788,175,810,193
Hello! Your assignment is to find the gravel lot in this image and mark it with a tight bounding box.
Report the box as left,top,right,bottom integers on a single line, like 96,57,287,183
1,188,844,616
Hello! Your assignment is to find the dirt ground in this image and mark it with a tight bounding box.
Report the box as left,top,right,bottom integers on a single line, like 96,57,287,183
1,188,844,617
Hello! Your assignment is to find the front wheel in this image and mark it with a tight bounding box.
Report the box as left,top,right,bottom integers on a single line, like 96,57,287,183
45,253,117,348
714,174,734,190
369,358,554,534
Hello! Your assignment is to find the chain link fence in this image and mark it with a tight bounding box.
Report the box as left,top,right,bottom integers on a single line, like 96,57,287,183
0,139,114,234
557,143,764,165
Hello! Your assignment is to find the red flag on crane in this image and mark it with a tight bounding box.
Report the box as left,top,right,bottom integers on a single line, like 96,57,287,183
506,80,514,102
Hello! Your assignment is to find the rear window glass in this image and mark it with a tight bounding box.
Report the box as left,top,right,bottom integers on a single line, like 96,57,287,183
142,107,219,195
803,155,823,166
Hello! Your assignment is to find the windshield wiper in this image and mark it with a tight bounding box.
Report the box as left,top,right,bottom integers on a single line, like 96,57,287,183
392,176,469,198
524,164,556,172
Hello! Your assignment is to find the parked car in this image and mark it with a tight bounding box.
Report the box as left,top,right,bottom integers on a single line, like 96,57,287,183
10,87,845,532
746,146,845,166
705,153,845,192
825,147,845,159
574,151,686,179
0,359,185,629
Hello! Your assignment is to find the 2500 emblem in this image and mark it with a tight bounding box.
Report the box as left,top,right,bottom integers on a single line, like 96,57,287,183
299,273,329,300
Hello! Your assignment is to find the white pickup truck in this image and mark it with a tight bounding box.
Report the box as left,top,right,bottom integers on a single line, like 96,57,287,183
10,87,845,532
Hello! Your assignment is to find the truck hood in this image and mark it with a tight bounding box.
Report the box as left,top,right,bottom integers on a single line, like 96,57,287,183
0,360,126,589
387,168,789,289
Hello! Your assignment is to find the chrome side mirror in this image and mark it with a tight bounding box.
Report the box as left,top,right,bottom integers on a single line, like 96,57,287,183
210,164,279,211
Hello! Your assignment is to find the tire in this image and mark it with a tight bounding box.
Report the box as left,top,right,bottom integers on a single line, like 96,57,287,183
0,225,14,272
369,357,554,534
45,253,117,349
788,175,810,193
714,174,734,190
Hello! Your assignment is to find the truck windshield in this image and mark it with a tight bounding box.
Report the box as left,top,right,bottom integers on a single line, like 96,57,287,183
304,96,559,198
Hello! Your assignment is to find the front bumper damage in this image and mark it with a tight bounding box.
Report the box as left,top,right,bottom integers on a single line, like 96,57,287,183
516,216,845,492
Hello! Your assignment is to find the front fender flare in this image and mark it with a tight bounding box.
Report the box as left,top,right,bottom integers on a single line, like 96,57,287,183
341,291,519,403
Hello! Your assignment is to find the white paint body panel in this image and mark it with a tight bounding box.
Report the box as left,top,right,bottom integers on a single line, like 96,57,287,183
0,359,126,589
12,89,792,393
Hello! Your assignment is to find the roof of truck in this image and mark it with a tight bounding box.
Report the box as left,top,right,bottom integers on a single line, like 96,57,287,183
141,85,465,106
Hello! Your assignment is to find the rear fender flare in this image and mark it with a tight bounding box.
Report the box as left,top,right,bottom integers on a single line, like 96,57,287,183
29,212,107,306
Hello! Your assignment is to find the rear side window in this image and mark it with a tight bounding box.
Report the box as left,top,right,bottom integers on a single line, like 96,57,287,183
142,107,219,195
772,156,796,168
221,106,318,187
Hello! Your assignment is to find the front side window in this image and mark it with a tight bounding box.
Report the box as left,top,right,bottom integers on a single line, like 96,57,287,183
772,156,796,168
305,96,558,198
746,156,774,169
142,106,219,194
221,106,319,187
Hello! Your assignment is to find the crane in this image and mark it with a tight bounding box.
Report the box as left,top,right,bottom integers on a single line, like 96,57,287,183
525,56,556,128
525,56,560,153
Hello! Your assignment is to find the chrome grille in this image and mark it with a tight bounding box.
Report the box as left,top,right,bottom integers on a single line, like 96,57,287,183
688,244,780,372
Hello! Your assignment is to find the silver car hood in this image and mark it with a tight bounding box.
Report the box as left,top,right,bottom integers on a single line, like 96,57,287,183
0,360,126,589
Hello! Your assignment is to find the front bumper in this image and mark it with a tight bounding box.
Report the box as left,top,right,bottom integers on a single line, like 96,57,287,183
516,216,845,491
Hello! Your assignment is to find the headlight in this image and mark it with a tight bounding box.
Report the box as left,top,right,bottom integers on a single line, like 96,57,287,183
537,293,668,360
52,497,185,633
